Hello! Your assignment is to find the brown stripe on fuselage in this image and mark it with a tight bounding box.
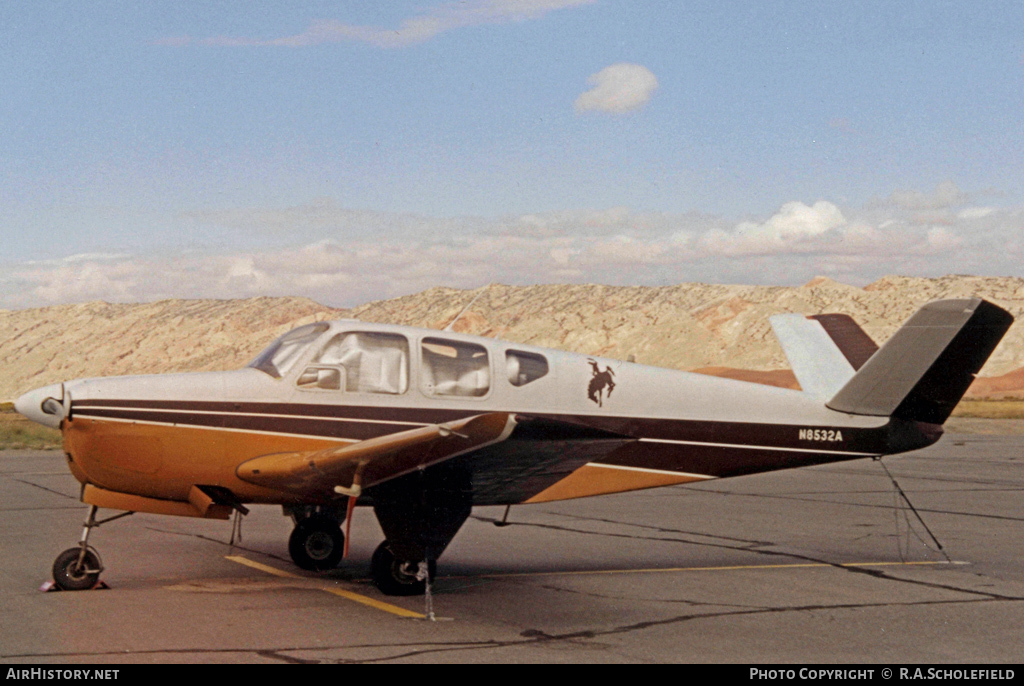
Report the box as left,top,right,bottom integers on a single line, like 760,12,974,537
604,440,869,479
539,412,895,457
73,399,475,426
73,406,418,442
71,399,892,456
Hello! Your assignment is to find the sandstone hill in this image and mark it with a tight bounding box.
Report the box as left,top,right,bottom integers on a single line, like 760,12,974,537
3,275,1024,401
0,297,346,401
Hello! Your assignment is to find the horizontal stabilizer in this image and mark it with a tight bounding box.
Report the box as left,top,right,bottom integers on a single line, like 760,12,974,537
827,298,1014,424
770,314,856,400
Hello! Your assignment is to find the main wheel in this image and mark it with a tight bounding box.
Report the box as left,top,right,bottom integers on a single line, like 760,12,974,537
370,541,436,596
52,547,102,591
288,516,345,571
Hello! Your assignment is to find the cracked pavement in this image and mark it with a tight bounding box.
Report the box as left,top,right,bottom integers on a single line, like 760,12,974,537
1,427,1023,663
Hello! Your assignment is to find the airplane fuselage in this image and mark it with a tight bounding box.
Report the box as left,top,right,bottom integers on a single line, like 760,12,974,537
19,320,941,512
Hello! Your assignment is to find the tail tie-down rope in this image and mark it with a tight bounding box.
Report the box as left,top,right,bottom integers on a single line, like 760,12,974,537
877,458,952,563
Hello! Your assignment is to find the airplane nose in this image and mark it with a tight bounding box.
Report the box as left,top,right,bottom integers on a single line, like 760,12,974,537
14,383,66,429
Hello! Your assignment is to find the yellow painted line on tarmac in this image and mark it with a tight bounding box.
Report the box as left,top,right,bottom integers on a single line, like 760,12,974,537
318,587,425,618
475,559,961,579
225,555,296,578
224,555,425,619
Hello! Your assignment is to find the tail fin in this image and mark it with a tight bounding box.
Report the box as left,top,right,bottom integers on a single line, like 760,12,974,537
771,315,853,400
826,298,1014,424
770,313,879,400
807,314,879,370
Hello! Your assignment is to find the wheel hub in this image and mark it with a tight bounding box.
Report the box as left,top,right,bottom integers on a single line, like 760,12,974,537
395,560,420,583
305,531,335,560
65,562,90,581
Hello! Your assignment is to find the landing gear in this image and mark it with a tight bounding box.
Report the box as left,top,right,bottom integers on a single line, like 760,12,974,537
368,460,472,597
52,547,102,591
50,504,132,591
288,515,345,571
371,541,436,596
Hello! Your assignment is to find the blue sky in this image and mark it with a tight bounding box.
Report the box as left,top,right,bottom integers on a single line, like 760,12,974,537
2,1,1023,308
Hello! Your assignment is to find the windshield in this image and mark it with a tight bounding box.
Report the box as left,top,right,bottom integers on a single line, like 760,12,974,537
248,323,330,378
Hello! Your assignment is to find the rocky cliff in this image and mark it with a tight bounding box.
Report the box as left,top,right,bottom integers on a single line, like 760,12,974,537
3,275,1024,400
0,297,346,401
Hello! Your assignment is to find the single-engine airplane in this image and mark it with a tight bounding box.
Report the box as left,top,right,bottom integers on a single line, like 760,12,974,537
15,297,1013,595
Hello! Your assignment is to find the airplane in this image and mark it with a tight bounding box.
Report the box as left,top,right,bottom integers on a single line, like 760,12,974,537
14,296,1013,597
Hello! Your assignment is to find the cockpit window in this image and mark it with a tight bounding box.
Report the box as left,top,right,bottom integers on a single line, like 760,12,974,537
305,332,409,394
248,323,329,378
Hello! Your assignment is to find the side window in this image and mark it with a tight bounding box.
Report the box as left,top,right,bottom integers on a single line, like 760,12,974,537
298,332,409,394
505,350,549,387
421,337,490,398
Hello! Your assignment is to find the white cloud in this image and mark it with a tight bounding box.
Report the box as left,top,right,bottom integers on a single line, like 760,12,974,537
3,185,1018,311
735,201,846,241
574,63,659,114
24,252,131,266
698,201,849,257
164,0,596,49
958,207,995,219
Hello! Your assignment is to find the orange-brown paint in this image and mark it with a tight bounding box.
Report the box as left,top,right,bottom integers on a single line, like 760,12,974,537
83,484,232,519
525,463,708,503
63,417,349,505
63,416,702,510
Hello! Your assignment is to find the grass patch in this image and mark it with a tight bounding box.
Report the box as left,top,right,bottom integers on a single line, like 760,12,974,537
0,411,62,450
952,399,1024,419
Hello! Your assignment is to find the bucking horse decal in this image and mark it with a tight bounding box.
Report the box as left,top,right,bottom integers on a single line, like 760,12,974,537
587,359,616,407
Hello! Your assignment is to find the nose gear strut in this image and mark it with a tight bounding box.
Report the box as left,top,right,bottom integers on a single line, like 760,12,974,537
50,505,133,591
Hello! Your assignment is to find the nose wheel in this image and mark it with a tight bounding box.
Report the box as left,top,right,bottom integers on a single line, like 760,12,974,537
288,515,345,571
52,547,102,591
50,505,132,591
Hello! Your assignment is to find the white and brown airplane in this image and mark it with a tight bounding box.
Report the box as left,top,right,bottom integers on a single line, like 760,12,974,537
15,297,1013,595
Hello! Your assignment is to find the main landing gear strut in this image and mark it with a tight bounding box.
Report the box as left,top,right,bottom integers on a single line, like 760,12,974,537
51,505,133,591
283,502,448,598
284,462,473,599
284,505,439,596
369,461,472,597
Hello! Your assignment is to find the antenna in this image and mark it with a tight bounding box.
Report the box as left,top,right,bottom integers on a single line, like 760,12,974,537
444,285,490,332
492,297,527,341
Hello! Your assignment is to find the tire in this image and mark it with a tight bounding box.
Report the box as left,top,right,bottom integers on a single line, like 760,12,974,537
370,541,435,596
52,547,102,591
288,516,345,571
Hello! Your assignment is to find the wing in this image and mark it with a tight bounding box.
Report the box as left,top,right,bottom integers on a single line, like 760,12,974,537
452,416,638,505
236,412,517,499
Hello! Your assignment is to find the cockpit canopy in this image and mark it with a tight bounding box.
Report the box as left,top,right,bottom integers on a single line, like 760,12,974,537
248,323,329,378
248,322,550,395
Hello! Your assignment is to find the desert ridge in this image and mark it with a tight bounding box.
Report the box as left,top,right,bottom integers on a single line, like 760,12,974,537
0,297,346,402
3,275,1024,401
